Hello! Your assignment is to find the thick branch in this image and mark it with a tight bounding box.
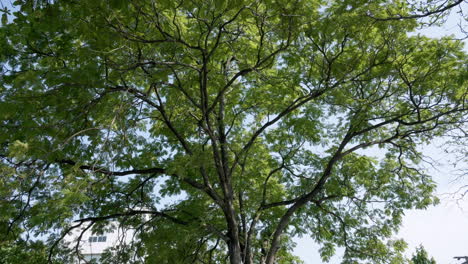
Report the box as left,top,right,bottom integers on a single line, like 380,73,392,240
369,0,464,21
74,209,188,226
58,159,165,176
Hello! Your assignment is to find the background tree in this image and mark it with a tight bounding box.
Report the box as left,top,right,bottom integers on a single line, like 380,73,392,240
410,246,436,264
0,0,467,264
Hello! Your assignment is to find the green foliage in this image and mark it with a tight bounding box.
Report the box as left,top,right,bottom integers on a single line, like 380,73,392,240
0,0,466,263
410,245,436,264
0,240,67,264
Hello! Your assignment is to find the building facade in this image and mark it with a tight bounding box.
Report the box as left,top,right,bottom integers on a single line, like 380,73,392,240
64,222,135,263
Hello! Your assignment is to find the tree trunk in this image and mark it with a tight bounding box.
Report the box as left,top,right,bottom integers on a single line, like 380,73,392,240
228,239,243,264
226,204,243,264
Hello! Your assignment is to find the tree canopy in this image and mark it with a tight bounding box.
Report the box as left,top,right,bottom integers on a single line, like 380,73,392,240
0,0,467,263
410,246,436,264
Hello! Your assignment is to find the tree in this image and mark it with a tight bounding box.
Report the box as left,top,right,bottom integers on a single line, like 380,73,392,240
410,246,436,264
0,0,467,263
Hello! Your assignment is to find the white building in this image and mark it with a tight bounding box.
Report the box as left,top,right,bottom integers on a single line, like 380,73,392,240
64,222,135,263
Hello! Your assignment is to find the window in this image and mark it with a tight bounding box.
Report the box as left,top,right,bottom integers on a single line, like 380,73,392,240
88,236,106,243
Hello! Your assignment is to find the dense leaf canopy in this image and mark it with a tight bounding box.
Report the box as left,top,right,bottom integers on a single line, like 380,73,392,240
0,0,467,263
410,246,436,264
